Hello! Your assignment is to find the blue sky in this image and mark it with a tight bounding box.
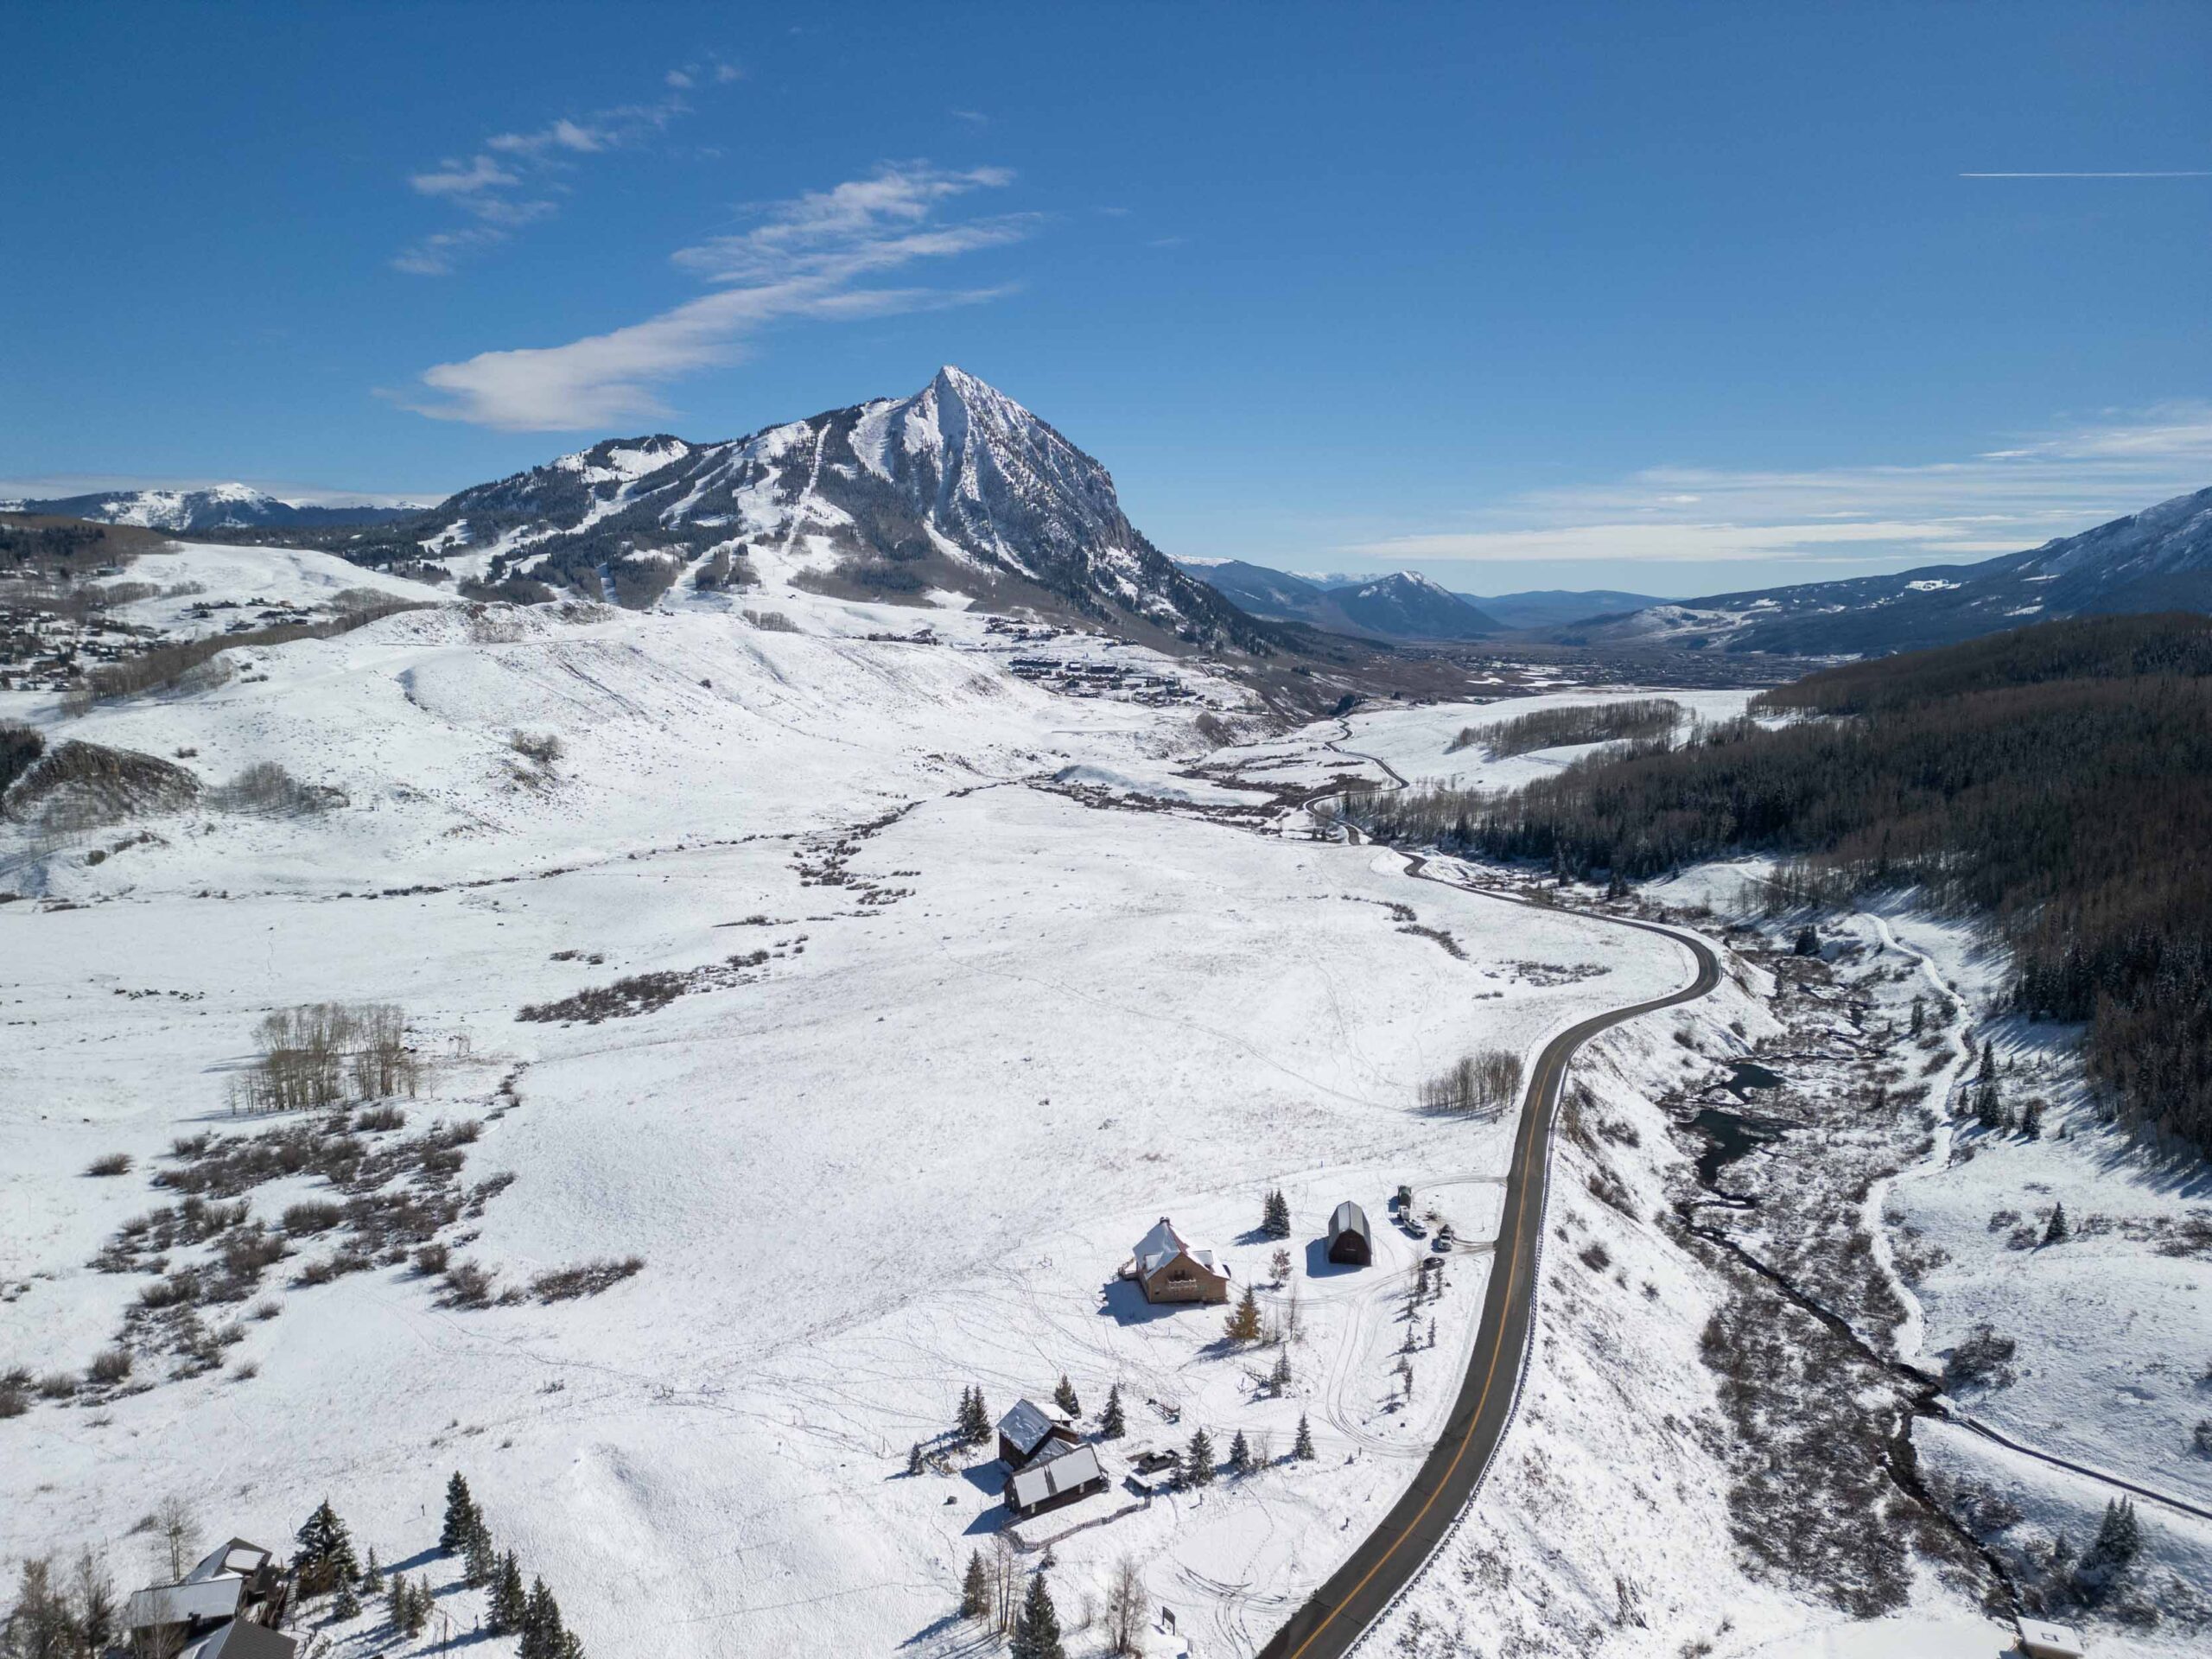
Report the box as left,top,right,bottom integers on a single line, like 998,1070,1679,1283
3,2,2207,595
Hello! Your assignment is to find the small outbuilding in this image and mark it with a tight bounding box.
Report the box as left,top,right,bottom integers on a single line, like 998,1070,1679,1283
1124,1217,1231,1304
1005,1440,1107,1519
996,1397,1079,1471
1326,1200,1373,1266
2016,1621,2085,1659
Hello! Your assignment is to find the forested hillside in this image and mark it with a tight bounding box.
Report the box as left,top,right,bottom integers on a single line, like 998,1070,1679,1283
1346,613,2212,1157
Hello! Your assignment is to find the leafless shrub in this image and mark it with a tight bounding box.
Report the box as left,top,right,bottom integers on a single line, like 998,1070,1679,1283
529,1256,643,1302
280,1200,343,1236
36,1372,76,1401
742,608,799,632
208,760,345,816
0,1377,24,1418
87,1348,132,1385
1580,1242,1612,1271
353,1103,406,1132
1943,1324,2018,1391
86,1152,133,1177
413,1242,450,1277
442,1261,496,1308
506,728,563,766
1419,1049,1522,1116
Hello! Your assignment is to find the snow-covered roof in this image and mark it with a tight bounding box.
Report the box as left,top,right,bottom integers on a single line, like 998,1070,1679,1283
187,1540,272,1584
1007,1442,1103,1513
1132,1215,1221,1278
2016,1622,2083,1659
125,1576,245,1629
996,1397,1062,1455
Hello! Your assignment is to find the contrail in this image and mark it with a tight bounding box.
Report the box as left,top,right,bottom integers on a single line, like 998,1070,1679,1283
1961,170,2210,178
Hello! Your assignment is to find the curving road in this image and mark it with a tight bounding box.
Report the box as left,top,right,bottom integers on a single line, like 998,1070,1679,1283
1256,789,1721,1657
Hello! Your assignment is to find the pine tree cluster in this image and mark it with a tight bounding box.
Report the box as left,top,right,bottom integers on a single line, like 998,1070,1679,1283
957,1383,993,1446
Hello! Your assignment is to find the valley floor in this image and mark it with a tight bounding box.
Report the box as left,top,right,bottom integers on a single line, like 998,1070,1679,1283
6,546,2201,1658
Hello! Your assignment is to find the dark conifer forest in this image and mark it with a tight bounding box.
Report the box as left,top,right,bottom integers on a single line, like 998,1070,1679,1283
1345,613,2212,1157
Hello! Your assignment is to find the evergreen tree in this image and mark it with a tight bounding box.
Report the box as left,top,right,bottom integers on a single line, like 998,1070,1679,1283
1099,1383,1126,1439
959,1548,989,1618
490,1552,527,1635
1793,924,1818,957
1293,1413,1315,1461
440,1471,478,1552
332,1576,361,1620
362,1546,385,1594
2072,1497,2141,1604
385,1571,410,1632
1910,996,1926,1036
1270,1349,1293,1395
2044,1201,2069,1244
1228,1429,1250,1475
404,1576,432,1636
1009,1571,1065,1659
906,1441,925,1477
463,1514,498,1589
1262,1189,1291,1239
957,1384,992,1446
519,1579,564,1659
292,1498,359,1598
1185,1427,1216,1486
1052,1374,1080,1417
1224,1285,1263,1344
1978,1039,1996,1084
2022,1097,2045,1139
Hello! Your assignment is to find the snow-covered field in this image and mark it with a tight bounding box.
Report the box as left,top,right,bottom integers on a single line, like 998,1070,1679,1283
13,539,2193,1657
2,542,1726,1656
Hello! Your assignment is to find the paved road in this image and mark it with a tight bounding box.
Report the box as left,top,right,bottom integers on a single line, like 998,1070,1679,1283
1255,853,1721,1659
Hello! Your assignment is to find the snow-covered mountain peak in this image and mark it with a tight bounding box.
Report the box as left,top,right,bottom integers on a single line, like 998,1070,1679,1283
385,371,1281,651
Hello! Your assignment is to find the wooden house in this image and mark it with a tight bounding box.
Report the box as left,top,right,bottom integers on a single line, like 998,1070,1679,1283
996,1397,1079,1470
1005,1440,1107,1519
1124,1216,1230,1305
124,1539,295,1659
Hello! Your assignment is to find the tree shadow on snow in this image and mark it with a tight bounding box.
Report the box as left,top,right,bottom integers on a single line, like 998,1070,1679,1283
901,1612,997,1652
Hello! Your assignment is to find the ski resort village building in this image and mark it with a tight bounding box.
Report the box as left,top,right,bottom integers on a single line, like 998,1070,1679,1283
124,1538,295,1659
1122,1215,1231,1304
996,1397,1080,1471
1326,1199,1374,1265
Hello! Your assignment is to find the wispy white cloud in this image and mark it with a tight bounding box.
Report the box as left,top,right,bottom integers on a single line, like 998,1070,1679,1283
392,66,734,276
409,155,519,198
400,163,1027,430
1337,405,2212,568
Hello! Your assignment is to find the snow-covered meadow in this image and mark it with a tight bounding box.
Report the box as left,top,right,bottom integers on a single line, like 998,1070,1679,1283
2,543,1729,1656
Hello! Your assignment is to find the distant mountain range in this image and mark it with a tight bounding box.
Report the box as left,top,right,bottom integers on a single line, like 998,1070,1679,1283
1553,486,2212,655
1179,559,1665,639
24,381,2207,665
1,483,424,531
